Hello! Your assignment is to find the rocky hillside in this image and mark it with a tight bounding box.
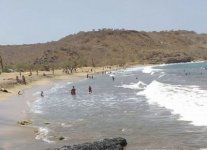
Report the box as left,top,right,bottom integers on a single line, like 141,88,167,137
1,29,207,68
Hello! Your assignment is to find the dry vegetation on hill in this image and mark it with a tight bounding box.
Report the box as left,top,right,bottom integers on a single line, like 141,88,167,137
0,29,207,71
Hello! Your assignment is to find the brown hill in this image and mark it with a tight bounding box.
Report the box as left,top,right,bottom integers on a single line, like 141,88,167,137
1,29,207,69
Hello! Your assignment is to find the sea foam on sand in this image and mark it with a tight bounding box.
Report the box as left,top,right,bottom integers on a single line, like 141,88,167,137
35,127,54,143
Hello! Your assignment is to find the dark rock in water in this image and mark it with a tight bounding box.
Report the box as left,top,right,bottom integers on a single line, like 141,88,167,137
44,122,50,125
58,136,65,141
47,137,127,150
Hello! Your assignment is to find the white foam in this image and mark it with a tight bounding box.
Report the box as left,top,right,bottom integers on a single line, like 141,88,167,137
33,91,40,96
121,128,127,132
30,98,43,114
142,66,153,74
61,123,73,128
30,83,67,114
46,83,65,94
120,65,164,75
117,81,146,90
109,74,115,77
123,66,143,72
35,127,54,143
158,72,165,78
137,80,207,126
142,66,162,75
157,60,206,67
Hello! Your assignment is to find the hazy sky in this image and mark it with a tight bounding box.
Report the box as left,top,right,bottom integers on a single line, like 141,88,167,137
0,0,207,45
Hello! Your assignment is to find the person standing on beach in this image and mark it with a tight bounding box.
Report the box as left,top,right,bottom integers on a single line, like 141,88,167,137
18,90,23,95
89,86,92,94
22,75,26,84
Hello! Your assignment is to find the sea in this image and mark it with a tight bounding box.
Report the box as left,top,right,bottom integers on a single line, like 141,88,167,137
5,61,207,149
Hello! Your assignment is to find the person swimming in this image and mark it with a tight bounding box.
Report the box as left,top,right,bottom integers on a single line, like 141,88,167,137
112,76,115,81
71,86,76,95
41,91,44,97
89,86,92,94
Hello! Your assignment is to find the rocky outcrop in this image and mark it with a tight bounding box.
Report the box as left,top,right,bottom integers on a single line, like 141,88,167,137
165,56,192,64
47,137,127,150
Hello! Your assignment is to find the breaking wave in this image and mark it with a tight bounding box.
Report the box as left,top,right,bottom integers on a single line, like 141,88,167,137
117,81,147,90
137,80,207,126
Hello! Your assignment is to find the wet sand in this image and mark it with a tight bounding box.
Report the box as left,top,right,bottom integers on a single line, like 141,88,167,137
0,76,88,150
0,87,36,150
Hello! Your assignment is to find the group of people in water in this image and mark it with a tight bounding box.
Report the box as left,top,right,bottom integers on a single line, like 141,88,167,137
12,72,115,97
71,85,92,95
70,75,114,96
38,85,92,98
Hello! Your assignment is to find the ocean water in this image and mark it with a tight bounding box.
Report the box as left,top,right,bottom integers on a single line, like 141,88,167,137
28,61,207,149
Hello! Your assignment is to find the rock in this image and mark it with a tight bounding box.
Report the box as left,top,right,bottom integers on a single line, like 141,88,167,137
110,137,127,147
17,120,32,126
165,56,192,64
47,137,127,150
59,136,65,141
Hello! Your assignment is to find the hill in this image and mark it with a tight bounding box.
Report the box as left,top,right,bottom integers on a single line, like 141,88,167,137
0,29,207,70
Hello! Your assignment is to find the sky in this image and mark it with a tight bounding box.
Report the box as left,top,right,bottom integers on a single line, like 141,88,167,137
0,0,207,45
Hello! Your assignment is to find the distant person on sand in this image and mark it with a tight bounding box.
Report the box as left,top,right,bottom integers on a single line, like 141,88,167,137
22,75,26,84
41,91,44,97
71,86,76,95
89,86,92,94
18,90,23,95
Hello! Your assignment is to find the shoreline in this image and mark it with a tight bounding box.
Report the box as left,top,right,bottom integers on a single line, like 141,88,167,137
0,61,204,149
0,65,123,102
4,60,203,150
2,59,198,102
0,65,130,150
0,62,169,150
